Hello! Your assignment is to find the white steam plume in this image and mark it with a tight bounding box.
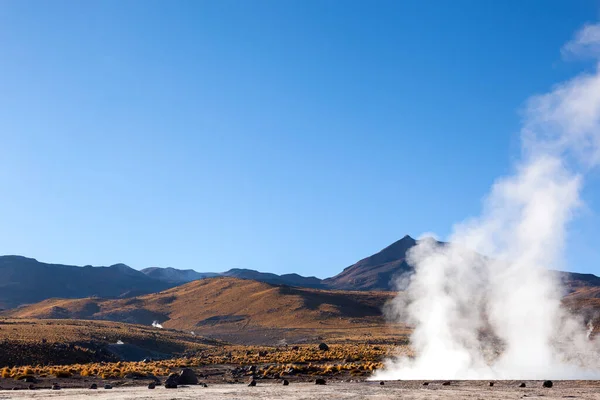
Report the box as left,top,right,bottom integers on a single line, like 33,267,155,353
376,23,600,380
152,321,163,329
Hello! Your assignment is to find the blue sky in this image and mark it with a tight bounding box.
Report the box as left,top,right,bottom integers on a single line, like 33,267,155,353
1,1,600,278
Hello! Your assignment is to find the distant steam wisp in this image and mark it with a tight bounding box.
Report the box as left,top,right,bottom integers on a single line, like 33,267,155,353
152,321,163,329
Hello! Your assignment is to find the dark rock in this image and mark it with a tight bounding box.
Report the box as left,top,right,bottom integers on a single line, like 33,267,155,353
442,381,451,386
165,373,179,384
89,383,98,389
51,384,61,390
380,381,385,385
28,384,35,390
165,381,178,389
23,376,36,383
519,383,526,388
489,382,494,387
104,384,112,389
248,380,257,387
318,343,329,351
178,368,198,385
422,382,429,386
283,379,289,386
202,383,208,388
543,381,553,388
148,382,156,389
315,378,326,385
258,351,268,357
291,346,300,351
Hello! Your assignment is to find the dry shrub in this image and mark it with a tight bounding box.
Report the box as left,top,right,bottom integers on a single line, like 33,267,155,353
54,370,73,378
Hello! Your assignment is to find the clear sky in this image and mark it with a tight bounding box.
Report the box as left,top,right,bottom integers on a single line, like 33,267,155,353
1,1,600,278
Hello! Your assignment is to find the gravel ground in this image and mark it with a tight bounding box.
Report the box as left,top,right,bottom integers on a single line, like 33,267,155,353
2,381,600,399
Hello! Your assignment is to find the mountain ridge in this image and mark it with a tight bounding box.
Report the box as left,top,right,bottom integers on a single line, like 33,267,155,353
2,234,600,309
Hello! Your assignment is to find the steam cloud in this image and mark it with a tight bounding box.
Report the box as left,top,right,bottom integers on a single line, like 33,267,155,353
376,23,600,380
152,321,163,329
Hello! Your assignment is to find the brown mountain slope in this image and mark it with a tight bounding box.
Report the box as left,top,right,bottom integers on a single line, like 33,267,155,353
3,277,402,344
0,318,217,366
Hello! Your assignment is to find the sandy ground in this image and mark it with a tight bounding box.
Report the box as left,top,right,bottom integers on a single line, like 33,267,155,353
2,381,600,399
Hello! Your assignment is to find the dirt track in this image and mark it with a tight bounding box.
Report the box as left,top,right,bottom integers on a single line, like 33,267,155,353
2,381,600,399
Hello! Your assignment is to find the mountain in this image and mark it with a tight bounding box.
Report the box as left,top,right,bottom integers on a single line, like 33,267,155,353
556,271,600,291
140,235,420,292
142,267,324,289
324,235,417,291
221,269,324,288
3,234,600,310
141,267,219,284
0,256,173,309
2,277,397,344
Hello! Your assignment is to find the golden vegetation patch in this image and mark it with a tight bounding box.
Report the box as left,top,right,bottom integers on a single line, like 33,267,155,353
0,343,410,379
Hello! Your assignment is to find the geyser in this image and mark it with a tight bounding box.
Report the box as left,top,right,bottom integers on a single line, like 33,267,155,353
376,23,600,380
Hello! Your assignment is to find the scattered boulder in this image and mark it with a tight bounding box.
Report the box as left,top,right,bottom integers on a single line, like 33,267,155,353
283,380,289,386
89,383,98,389
23,376,36,383
380,381,385,385
178,368,198,385
104,384,112,389
202,383,208,388
442,381,451,386
543,381,553,388
148,382,156,389
489,382,494,387
248,380,257,387
165,372,180,388
315,378,326,385
519,383,526,388
165,373,179,389
51,384,61,390
422,382,429,386
318,343,329,351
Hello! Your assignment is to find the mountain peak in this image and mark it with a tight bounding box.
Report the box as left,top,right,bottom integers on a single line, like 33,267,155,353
324,235,418,291
109,263,133,270
377,235,417,257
